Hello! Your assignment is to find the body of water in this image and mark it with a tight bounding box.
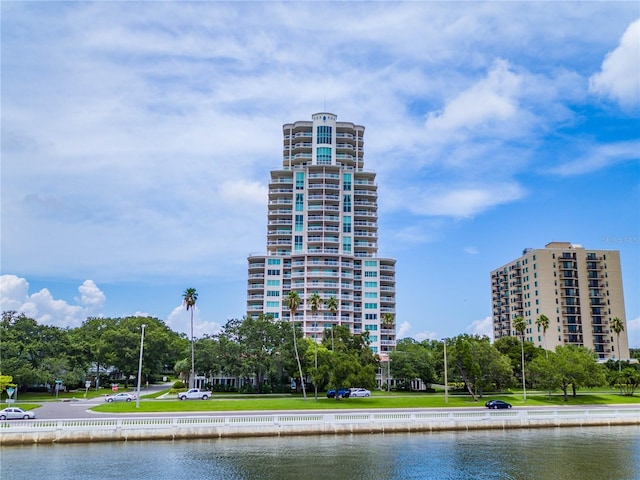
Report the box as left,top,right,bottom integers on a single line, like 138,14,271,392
2,426,639,480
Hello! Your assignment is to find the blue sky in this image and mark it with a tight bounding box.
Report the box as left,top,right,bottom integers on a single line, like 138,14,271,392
1,2,639,347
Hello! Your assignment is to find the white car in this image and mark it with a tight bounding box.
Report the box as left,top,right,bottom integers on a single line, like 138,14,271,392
349,388,371,397
177,388,212,400
104,392,136,402
0,407,37,420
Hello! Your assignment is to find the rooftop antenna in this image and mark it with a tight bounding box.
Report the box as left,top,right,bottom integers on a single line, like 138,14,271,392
324,96,326,112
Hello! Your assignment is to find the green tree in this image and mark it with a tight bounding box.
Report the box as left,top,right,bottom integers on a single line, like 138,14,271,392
323,325,378,394
391,338,436,391
0,311,80,391
286,290,306,399
221,315,287,393
513,316,527,401
448,334,512,400
608,367,640,396
610,317,625,372
530,345,607,401
182,288,198,388
535,314,550,359
494,335,539,382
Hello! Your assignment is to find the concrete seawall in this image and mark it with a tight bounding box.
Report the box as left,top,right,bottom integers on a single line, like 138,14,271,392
2,408,639,445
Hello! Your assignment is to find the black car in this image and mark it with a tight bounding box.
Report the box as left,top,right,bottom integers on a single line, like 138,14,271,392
485,400,512,409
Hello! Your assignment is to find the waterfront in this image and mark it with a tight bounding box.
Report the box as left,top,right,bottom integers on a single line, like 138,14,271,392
2,426,639,480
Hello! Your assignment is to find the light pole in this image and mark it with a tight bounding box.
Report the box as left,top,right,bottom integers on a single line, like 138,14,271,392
443,338,448,404
136,324,146,409
387,354,391,393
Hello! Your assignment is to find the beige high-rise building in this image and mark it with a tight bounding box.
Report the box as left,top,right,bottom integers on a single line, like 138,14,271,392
247,113,396,355
491,242,629,361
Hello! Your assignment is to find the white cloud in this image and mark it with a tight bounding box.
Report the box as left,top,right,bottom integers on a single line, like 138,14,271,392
396,321,413,339
76,280,106,310
627,316,640,349
589,19,640,109
548,140,640,176
464,246,479,255
396,321,438,342
413,330,439,342
166,304,222,339
0,274,105,328
425,59,522,136
466,316,494,340
396,183,525,218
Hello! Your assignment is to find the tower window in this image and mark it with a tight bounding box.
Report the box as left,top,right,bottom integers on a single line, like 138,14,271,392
317,126,332,144
317,147,332,164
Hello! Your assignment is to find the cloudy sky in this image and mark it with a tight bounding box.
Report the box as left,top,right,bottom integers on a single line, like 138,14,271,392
1,2,639,346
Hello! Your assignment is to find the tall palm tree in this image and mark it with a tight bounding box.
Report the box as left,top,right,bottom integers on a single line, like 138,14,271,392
513,315,527,401
325,296,338,350
610,317,625,372
182,288,198,388
535,314,550,359
308,293,322,401
286,290,306,400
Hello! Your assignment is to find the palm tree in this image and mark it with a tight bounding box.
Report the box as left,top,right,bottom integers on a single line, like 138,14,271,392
382,312,395,329
325,296,338,350
513,315,527,401
286,290,306,400
308,293,322,401
535,314,550,359
182,288,198,388
610,317,625,372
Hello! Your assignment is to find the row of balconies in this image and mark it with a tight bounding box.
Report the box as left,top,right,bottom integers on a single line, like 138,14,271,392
353,190,376,196
308,172,340,179
268,209,293,216
354,210,376,217
269,188,294,196
307,225,340,233
308,183,340,190
308,194,341,201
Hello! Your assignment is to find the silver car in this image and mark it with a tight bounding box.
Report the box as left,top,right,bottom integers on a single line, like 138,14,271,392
349,388,371,397
0,407,37,420
104,392,136,402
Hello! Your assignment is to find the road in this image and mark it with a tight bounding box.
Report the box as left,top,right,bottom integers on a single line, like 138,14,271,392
26,389,640,421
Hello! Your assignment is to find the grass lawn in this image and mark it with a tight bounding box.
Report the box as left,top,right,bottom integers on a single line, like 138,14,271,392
91,390,640,414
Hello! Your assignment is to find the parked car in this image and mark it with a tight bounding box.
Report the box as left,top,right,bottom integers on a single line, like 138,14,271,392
104,392,136,403
0,407,37,420
485,400,512,409
349,388,371,398
326,389,350,398
177,388,212,400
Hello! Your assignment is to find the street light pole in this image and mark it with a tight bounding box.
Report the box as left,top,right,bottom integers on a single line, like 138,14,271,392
443,338,448,404
136,324,146,409
387,354,390,393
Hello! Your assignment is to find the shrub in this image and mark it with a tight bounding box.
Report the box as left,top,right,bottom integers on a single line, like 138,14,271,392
172,380,186,390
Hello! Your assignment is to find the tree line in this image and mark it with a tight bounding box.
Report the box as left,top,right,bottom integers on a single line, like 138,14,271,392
1,309,637,398
390,334,639,399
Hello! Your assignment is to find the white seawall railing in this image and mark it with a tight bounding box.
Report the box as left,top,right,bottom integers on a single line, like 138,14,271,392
1,408,639,445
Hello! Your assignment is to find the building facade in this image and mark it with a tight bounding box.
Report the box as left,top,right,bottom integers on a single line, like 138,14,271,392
491,242,630,361
247,113,396,355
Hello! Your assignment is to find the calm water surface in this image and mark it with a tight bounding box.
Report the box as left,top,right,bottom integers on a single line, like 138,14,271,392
3,426,639,480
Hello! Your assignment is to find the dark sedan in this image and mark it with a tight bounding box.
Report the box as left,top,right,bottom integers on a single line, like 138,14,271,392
485,400,512,409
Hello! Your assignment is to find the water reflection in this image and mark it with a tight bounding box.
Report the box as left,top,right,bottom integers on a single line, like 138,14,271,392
4,426,639,480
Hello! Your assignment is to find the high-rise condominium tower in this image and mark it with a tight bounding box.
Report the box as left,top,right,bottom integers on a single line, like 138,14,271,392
247,113,396,355
491,242,630,361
